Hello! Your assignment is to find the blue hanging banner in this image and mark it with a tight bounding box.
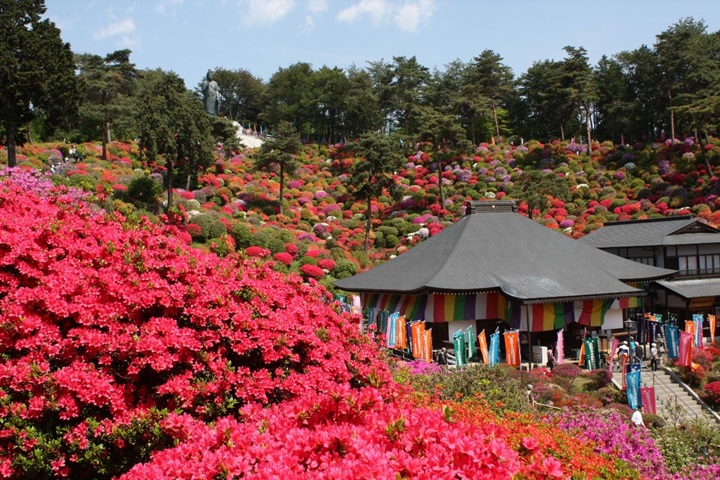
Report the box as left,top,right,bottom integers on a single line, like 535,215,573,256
387,312,398,348
693,313,704,348
665,324,680,359
489,331,500,366
626,370,642,409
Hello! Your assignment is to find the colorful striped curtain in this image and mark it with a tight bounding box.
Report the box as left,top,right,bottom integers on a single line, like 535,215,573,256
577,299,613,327
506,302,574,332
359,291,506,323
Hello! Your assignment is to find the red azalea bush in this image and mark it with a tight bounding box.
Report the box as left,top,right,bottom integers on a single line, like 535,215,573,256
0,177,395,478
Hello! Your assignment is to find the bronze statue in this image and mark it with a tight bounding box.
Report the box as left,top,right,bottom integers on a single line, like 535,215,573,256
201,69,219,116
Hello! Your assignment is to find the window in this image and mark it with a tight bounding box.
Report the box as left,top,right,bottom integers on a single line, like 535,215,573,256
677,254,720,276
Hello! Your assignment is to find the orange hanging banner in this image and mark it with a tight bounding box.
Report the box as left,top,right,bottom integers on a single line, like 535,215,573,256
396,315,407,349
709,315,716,345
411,322,424,358
504,330,520,367
478,330,489,365
423,328,433,362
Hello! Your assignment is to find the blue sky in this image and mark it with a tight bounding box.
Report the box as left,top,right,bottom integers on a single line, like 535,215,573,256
47,0,720,89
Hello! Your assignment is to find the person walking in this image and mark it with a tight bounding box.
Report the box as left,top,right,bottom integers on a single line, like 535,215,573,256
650,342,659,371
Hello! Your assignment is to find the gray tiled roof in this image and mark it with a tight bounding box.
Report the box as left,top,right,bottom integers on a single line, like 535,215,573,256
656,278,720,299
334,212,675,303
579,217,720,248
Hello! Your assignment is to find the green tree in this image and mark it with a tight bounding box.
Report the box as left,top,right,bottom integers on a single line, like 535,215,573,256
465,50,516,143
655,18,709,141
614,45,665,142
211,67,265,124
593,55,634,144
344,65,381,138
0,0,80,167
253,120,302,216
416,106,470,208
75,49,138,159
261,62,315,134
561,46,597,152
311,66,350,143
137,71,214,210
517,60,573,141
348,132,406,251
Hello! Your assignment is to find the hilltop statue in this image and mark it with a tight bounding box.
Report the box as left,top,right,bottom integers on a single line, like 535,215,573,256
201,69,219,116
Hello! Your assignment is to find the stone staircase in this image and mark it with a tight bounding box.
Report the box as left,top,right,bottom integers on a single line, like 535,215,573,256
612,366,720,425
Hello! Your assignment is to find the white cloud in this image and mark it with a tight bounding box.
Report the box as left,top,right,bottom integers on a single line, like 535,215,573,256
155,0,184,15
93,18,136,40
337,0,435,31
242,0,296,26
119,35,142,49
307,0,328,13
336,0,388,25
394,0,435,32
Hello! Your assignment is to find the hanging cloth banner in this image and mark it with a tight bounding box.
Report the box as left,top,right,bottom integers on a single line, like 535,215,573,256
423,291,506,322
608,337,619,374
453,330,466,367
685,320,695,340
626,370,642,409
489,331,500,366
647,317,663,345
577,299,613,327
478,330,489,365
710,315,717,345
621,355,629,390
678,330,693,367
583,337,601,370
506,302,574,332
665,324,680,359
637,314,646,344
410,322,424,358
504,330,521,367
693,314,704,349
422,328,433,362
466,325,476,361
556,329,564,363
641,386,657,414
387,312,398,348
396,315,407,350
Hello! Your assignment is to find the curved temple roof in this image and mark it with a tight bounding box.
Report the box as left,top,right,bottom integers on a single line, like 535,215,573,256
334,212,676,304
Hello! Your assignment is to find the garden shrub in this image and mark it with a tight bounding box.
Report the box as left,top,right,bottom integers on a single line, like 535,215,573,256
411,365,530,414
230,222,253,249
352,250,372,269
188,213,227,241
126,175,163,207
332,259,357,279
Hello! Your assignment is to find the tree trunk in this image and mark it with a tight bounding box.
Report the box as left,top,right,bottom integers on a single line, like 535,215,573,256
26,122,33,144
438,150,445,210
7,120,17,168
492,104,500,141
669,89,675,142
585,104,592,156
560,124,565,142
471,114,477,146
101,118,109,160
166,159,174,212
363,195,372,252
279,163,285,216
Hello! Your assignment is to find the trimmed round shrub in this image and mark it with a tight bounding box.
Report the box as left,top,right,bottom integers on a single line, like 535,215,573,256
189,214,227,241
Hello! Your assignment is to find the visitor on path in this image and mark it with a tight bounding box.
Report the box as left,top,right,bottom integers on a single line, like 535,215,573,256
650,343,659,371
631,408,645,427
547,346,556,370
435,347,449,367
617,341,630,371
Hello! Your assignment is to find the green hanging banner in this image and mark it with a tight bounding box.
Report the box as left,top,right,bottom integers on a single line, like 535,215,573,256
453,330,466,367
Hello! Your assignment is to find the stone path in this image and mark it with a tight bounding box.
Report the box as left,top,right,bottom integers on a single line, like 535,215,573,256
611,365,720,425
